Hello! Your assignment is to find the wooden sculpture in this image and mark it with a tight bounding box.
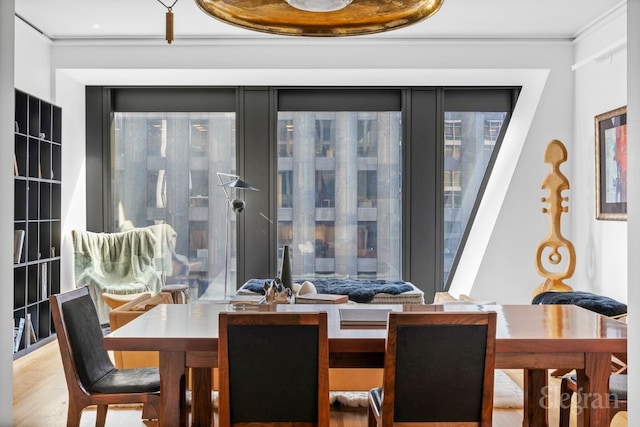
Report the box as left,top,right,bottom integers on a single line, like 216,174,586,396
532,140,575,297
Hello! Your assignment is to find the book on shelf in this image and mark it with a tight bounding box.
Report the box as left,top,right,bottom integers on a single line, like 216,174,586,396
14,153,19,176
338,307,392,327
41,263,48,299
14,317,25,353
14,230,25,264
27,314,37,346
295,293,348,304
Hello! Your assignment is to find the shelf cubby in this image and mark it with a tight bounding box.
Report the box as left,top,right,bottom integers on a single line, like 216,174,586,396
40,183,51,220
15,135,27,177
14,181,27,221
51,145,61,180
39,222,51,260
40,143,52,180
27,264,40,305
28,139,39,178
14,267,27,309
52,106,62,144
15,91,27,135
27,222,39,262
52,185,61,220
28,97,40,137
40,102,52,141
28,183,39,220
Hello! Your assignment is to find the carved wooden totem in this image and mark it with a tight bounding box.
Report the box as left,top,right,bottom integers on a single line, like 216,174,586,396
532,139,575,297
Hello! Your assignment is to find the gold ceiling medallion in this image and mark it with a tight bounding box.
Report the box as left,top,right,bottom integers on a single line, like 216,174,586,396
194,0,445,37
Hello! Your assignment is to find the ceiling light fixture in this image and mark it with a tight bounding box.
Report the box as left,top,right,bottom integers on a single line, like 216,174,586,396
285,0,352,12
157,0,180,44
194,0,445,37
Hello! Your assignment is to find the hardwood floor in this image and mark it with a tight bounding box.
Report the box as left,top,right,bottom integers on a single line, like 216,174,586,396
13,340,627,427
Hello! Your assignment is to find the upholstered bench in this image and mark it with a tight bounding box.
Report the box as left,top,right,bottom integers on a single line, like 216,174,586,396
238,278,425,304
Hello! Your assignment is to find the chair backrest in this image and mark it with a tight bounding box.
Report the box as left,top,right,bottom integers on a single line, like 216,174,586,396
218,311,330,427
381,311,497,427
50,286,115,393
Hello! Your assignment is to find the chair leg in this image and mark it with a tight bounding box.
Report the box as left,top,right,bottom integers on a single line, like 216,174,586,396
559,378,573,427
66,406,82,427
95,404,108,427
142,400,159,420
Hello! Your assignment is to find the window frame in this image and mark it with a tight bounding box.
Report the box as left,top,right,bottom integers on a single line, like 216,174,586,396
86,86,519,300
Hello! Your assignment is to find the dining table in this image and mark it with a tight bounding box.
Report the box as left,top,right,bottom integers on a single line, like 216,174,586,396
103,302,627,427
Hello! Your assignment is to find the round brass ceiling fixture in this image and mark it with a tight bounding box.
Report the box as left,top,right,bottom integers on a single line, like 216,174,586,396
194,0,445,37
286,0,352,12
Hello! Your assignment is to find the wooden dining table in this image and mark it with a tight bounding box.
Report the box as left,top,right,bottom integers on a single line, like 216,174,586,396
103,303,627,427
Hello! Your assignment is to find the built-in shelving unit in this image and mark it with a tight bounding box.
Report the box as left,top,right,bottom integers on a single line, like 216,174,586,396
13,89,62,358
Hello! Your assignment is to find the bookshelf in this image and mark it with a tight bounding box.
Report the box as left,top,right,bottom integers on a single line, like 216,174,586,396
13,89,62,358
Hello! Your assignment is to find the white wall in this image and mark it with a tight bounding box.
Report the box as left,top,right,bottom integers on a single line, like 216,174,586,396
572,10,628,303
1,1,15,423
54,72,87,293
14,18,51,101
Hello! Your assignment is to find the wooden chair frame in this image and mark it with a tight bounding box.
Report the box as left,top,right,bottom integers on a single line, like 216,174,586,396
50,287,160,427
368,311,497,427
218,311,330,427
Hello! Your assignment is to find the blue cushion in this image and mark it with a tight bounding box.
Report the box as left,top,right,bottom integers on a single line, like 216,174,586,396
242,278,413,303
532,291,627,317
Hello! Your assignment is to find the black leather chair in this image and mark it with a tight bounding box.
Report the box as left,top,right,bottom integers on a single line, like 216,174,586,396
218,311,330,427
559,373,627,427
49,286,161,427
368,311,497,427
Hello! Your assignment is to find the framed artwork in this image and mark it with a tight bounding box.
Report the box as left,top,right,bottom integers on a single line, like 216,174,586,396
595,106,627,220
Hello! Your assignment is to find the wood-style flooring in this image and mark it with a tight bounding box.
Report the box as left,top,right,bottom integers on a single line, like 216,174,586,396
13,340,627,427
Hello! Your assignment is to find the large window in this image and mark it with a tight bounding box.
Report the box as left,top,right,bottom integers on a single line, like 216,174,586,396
111,111,236,301
276,110,402,280
88,86,517,302
442,109,509,285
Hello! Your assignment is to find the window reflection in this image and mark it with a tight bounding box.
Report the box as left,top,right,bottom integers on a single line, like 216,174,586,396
443,112,506,284
277,111,401,279
315,119,335,158
316,171,335,208
112,112,236,301
358,116,378,157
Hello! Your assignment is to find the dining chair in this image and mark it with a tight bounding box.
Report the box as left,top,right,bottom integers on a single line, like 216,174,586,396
559,373,627,427
49,286,161,427
368,311,497,427
218,311,330,427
